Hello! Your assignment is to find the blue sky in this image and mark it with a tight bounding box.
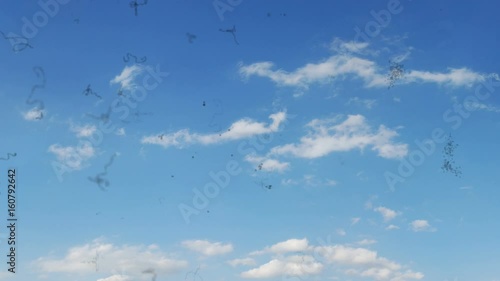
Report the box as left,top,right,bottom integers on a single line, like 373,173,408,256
1,0,500,280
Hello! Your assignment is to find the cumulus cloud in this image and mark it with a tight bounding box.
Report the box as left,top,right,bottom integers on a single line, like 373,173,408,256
250,238,310,256
239,38,489,90
70,124,97,138
244,153,290,173
240,255,323,279
48,142,96,170
410,220,436,232
181,240,233,256
33,239,188,278
374,207,399,222
386,225,400,230
269,115,407,159
141,111,287,148
315,245,423,281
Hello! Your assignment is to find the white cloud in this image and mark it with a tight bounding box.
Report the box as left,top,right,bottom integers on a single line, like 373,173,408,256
48,142,95,170
410,220,436,232
357,239,377,246
315,245,423,281
374,207,399,222
71,124,97,138
386,225,400,230
330,38,371,55
351,217,361,225
245,153,290,173
181,240,233,256
463,100,500,112
269,115,407,159
240,255,323,279
239,38,489,90
141,111,287,148
250,238,310,256
22,107,44,121
110,64,147,90
227,258,257,267
33,239,188,277
336,229,346,236
97,275,132,281
405,68,485,87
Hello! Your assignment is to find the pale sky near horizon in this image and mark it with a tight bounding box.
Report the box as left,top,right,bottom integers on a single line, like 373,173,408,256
1,1,500,281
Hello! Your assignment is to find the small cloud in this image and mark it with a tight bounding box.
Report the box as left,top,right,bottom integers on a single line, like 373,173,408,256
410,220,436,232
227,258,257,267
351,218,361,225
71,124,97,138
181,240,233,256
346,97,377,109
48,143,96,170
22,107,44,121
336,229,346,236
386,224,400,230
245,153,290,173
374,207,399,222
110,64,147,91
356,239,377,246
115,128,126,136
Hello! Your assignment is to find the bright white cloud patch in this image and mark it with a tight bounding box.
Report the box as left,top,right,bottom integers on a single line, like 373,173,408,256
181,240,233,256
240,255,323,279
48,142,95,170
34,239,188,278
141,111,287,148
315,245,423,281
239,38,489,90
110,64,146,90
244,153,290,173
251,238,310,255
410,220,436,232
269,115,407,159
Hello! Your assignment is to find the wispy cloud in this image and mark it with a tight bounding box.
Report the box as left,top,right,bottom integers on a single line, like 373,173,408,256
227,258,257,267
346,97,377,109
181,240,233,256
110,64,147,91
239,38,489,90
141,111,287,148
